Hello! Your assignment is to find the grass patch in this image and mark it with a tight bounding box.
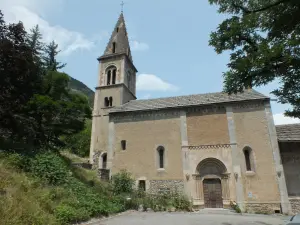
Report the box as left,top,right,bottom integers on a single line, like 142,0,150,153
0,151,124,225
0,152,192,225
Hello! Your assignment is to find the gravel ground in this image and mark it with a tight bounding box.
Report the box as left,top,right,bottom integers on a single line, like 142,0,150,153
86,211,291,225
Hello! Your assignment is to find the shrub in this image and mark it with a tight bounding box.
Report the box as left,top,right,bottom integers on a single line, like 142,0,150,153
30,152,70,185
230,200,241,213
63,120,91,157
112,170,135,195
55,204,90,224
128,190,191,212
1,152,24,169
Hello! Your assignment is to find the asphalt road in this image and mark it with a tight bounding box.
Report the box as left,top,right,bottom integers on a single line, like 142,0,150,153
95,211,290,225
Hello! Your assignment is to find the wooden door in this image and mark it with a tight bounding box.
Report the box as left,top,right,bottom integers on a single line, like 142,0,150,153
203,179,223,208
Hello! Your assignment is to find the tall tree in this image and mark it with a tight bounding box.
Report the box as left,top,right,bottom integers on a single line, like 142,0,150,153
0,11,91,150
0,11,41,143
27,25,43,56
44,40,66,71
209,0,300,118
27,71,91,147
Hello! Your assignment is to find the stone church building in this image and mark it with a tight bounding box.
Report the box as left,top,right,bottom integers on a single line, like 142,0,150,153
90,13,300,214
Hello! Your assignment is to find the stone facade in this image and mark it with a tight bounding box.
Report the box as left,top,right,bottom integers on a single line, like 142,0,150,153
289,198,300,214
89,12,297,215
148,180,184,195
245,203,281,214
111,112,183,180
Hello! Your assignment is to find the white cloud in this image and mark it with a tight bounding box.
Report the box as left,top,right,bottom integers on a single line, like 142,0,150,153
137,74,179,91
141,94,151,99
273,113,300,125
131,40,149,51
0,0,101,56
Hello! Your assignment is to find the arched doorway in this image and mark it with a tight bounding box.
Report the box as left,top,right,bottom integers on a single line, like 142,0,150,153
102,153,107,169
99,152,107,169
195,158,229,208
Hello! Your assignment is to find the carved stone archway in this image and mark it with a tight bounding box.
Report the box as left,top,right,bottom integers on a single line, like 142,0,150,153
192,158,230,208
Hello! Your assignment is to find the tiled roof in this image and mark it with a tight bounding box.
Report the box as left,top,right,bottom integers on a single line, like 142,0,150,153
276,123,300,142
110,89,269,113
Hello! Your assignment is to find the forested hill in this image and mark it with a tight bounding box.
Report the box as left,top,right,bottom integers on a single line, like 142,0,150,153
69,76,94,107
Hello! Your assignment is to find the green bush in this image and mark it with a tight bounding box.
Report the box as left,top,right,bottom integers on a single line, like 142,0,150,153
63,120,91,157
1,152,24,169
30,152,70,185
127,190,191,212
230,200,241,213
55,204,90,224
112,170,135,195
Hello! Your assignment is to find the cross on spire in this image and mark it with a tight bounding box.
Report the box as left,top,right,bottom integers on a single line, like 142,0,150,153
121,1,125,13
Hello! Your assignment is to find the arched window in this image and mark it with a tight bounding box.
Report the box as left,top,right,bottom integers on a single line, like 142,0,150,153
107,70,111,85
121,140,126,150
109,97,113,107
112,69,116,84
243,147,254,171
104,97,109,107
106,66,117,86
157,146,165,169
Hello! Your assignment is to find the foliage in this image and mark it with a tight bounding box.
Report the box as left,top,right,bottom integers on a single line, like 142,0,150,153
230,200,241,213
127,190,192,212
0,151,125,225
110,171,191,212
26,70,92,147
30,152,70,185
63,120,92,157
209,0,300,118
112,170,135,195
0,11,42,143
0,154,59,225
69,77,94,107
44,40,66,71
0,10,92,150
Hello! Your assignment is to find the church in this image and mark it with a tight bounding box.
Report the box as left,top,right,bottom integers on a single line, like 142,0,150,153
90,13,300,214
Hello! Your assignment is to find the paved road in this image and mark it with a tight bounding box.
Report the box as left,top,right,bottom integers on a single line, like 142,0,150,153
97,211,289,225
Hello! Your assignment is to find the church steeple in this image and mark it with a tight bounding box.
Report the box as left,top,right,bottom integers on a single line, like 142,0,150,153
102,13,132,62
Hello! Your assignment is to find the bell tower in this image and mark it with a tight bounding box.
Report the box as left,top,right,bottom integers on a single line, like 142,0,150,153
90,13,138,164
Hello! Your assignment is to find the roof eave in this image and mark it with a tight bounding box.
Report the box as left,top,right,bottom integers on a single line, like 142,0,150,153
109,98,270,114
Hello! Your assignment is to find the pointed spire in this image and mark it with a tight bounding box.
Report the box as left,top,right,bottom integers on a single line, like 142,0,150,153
102,13,132,61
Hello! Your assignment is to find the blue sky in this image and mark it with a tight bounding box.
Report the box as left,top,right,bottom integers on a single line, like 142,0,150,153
1,0,300,125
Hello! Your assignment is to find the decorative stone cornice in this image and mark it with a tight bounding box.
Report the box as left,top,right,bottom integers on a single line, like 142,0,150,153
186,105,226,114
185,144,235,150
231,101,265,110
110,100,267,122
111,109,181,122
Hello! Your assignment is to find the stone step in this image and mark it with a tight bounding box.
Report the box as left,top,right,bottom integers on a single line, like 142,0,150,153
196,208,238,215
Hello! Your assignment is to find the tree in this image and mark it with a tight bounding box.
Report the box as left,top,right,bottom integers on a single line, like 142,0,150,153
27,25,43,57
0,11,91,150
63,120,92,157
0,11,42,143
26,71,92,147
209,0,300,118
44,40,66,71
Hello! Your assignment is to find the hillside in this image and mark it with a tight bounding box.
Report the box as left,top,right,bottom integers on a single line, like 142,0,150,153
69,76,94,107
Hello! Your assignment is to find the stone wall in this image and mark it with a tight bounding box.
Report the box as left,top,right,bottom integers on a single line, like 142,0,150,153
245,203,281,214
186,108,230,146
148,180,184,195
111,112,183,180
290,198,300,214
233,103,281,203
